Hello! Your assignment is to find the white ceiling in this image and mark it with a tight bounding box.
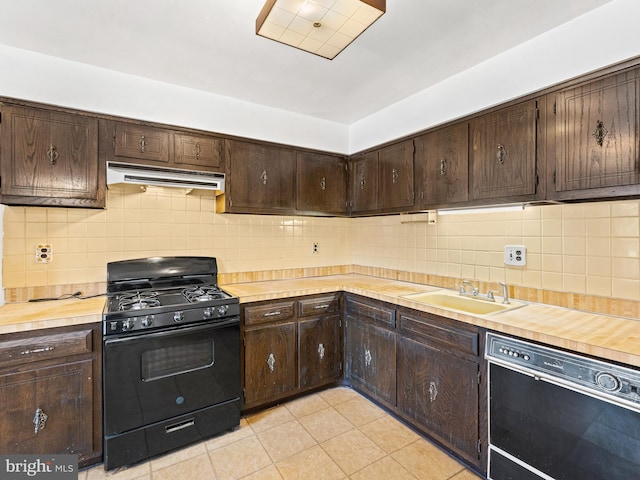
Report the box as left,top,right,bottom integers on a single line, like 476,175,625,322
0,0,613,124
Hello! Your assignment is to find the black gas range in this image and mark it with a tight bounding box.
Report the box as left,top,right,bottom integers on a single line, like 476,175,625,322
103,256,239,335
102,257,241,471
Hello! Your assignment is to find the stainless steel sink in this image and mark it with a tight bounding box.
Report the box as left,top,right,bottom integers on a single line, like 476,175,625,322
401,291,524,315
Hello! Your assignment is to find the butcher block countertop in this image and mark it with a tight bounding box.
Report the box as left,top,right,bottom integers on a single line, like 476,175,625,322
1,274,639,368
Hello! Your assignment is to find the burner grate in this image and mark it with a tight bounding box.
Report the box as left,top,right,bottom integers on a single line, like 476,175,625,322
182,286,225,303
118,291,161,311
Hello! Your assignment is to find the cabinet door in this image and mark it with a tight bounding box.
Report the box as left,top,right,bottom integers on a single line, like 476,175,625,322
244,323,297,406
298,315,341,390
174,133,224,171
113,122,171,164
379,140,415,210
344,316,396,406
397,336,479,463
296,152,347,214
555,69,639,192
0,105,103,207
0,360,94,458
226,140,295,213
415,123,469,207
350,152,379,213
470,101,537,200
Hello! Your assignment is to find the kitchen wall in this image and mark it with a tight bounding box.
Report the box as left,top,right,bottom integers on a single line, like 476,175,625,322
2,189,639,302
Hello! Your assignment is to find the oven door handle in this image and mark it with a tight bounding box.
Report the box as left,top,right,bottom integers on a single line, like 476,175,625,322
104,316,239,346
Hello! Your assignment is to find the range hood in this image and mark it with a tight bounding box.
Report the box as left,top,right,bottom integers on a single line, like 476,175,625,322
107,162,224,192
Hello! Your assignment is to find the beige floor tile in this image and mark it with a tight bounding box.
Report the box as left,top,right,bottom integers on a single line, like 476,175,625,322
276,445,346,480
257,420,317,462
86,462,151,480
78,471,88,480
349,456,417,480
317,386,361,406
359,415,421,453
151,454,214,480
241,465,285,480
297,406,354,443
284,394,331,418
209,435,273,479
320,429,386,475
205,418,255,451
451,468,483,479
391,439,464,480
333,396,386,427
150,441,208,471
246,406,296,433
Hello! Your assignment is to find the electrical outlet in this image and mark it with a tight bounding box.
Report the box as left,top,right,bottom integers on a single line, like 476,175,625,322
504,245,526,266
36,243,53,263
312,242,319,254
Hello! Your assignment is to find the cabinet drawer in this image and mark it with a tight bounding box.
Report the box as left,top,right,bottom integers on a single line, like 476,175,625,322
0,329,93,368
346,298,395,327
114,123,171,163
399,313,478,356
244,301,296,326
298,294,340,317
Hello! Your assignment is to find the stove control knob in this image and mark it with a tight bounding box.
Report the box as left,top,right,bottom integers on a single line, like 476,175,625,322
203,307,214,319
141,315,154,327
174,311,184,323
217,305,229,317
122,319,134,331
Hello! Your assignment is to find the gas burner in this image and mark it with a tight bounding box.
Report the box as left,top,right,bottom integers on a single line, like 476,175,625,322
118,292,161,311
182,286,226,303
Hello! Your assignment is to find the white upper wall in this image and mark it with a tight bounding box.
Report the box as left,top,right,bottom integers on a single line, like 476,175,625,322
349,0,640,153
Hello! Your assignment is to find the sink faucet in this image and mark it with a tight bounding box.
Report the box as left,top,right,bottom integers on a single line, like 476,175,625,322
460,280,479,296
500,282,510,304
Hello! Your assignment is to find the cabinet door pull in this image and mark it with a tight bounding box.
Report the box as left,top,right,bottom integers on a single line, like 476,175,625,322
429,381,438,402
261,170,268,185
439,158,447,176
139,135,146,153
497,144,507,164
46,145,59,165
33,407,48,434
263,311,281,317
360,177,366,190
267,353,276,372
364,349,372,367
592,120,608,146
20,346,55,356
392,168,399,184
318,343,325,360
313,304,329,310
320,176,326,191
195,143,201,160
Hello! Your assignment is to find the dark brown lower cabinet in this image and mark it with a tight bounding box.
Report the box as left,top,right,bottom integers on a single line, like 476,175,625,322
299,315,341,390
0,324,102,468
397,335,480,464
344,317,396,406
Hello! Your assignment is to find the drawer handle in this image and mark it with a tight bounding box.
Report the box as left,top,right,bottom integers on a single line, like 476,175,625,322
139,135,146,153
46,145,59,165
439,158,447,176
429,381,438,402
21,346,55,356
392,168,399,184
261,170,268,185
33,407,48,434
195,143,201,160
263,311,281,317
313,304,330,310
165,418,195,434
318,343,325,360
364,349,372,367
267,353,276,372
592,119,608,147
320,177,326,191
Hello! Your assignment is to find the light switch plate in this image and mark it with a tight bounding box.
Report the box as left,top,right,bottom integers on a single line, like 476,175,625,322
504,245,526,266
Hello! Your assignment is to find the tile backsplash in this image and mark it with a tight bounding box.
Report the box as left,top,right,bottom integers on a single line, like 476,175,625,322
2,185,639,302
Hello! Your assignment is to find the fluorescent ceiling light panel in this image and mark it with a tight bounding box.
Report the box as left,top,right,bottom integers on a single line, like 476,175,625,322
256,0,386,59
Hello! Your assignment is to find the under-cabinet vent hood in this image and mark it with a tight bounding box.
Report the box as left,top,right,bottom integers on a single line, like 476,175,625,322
107,162,224,192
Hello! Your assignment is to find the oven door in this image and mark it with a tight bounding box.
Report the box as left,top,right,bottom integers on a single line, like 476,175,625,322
103,317,240,436
488,363,640,480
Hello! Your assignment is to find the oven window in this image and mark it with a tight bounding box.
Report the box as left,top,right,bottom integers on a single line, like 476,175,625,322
141,339,214,381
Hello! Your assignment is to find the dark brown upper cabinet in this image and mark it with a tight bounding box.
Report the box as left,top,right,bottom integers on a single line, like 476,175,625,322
415,122,469,209
349,151,379,214
296,152,347,215
551,68,640,200
0,104,104,208
379,139,415,211
220,139,296,214
174,132,224,170
470,100,538,202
